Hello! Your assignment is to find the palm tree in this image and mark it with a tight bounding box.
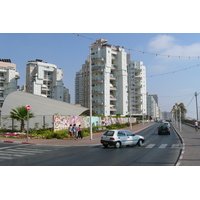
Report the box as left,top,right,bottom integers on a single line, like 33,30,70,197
10,106,34,132
171,103,187,121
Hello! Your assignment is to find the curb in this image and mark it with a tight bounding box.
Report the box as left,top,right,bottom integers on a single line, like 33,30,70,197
0,140,36,145
171,123,185,166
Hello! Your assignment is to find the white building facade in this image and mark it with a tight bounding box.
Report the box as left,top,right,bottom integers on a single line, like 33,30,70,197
90,39,128,116
0,59,20,109
127,61,147,117
26,59,65,101
147,94,161,120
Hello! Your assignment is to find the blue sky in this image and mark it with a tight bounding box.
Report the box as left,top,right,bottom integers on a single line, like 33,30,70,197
0,33,200,119
1,0,200,120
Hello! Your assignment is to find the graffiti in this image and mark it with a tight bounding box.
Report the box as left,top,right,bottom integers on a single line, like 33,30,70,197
54,115,136,131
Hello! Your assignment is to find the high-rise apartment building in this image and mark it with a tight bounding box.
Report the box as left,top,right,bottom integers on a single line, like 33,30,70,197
88,39,128,116
75,69,83,105
63,87,71,103
147,93,161,120
81,58,90,108
26,59,65,101
127,61,147,117
0,59,20,109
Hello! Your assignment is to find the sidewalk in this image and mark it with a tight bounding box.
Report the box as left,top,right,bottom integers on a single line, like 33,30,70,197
173,122,200,166
0,122,154,146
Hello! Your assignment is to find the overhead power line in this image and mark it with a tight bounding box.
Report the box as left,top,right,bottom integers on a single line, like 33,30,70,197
147,64,200,78
73,33,200,59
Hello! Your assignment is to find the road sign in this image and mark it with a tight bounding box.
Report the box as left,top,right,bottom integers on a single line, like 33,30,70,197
26,105,31,111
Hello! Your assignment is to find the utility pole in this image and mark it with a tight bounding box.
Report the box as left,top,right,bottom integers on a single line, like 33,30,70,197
195,92,199,121
89,46,93,140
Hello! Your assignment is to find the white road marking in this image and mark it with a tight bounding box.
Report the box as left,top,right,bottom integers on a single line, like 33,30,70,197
159,144,168,148
0,152,24,157
146,144,156,148
172,144,180,148
146,143,182,149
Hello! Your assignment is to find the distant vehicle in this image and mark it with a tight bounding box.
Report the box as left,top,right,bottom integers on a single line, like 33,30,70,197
100,129,145,148
163,121,170,128
158,124,170,135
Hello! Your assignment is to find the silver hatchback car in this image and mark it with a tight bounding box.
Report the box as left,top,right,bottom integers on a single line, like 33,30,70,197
100,129,145,148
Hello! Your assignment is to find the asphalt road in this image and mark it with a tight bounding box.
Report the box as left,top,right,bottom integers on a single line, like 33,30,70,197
0,124,182,166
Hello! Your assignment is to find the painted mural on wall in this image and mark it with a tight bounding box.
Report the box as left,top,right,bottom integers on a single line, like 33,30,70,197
54,115,136,131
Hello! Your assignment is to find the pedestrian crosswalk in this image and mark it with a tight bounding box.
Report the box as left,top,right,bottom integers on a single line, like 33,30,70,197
145,143,182,149
0,145,65,161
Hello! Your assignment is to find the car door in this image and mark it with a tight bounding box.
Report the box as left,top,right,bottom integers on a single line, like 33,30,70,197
117,131,129,146
125,131,138,145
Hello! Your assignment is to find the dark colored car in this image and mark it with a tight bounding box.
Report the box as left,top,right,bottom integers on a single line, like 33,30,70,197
158,125,170,135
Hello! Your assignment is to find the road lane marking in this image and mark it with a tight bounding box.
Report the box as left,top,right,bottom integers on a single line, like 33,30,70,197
2,150,44,155
15,148,52,152
146,144,156,148
171,144,181,148
159,144,168,148
0,144,28,150
0,156,13,159
0,153,24,157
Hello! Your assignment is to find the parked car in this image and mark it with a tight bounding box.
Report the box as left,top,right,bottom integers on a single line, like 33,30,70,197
158,124,170,135
100,129,145,148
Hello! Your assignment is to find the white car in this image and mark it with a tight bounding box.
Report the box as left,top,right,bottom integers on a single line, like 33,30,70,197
163,121,170,128
100,129,145,148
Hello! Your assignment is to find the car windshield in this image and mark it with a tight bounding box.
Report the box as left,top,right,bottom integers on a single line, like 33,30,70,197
104,131,115,136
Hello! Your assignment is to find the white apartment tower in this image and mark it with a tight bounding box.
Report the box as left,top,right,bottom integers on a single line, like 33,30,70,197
127,61,147,117
26,59,64,101
90,39,128,116
0,59,20,109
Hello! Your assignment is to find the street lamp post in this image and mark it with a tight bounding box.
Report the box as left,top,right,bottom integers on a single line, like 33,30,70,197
89,46,93,140
179,106,182,132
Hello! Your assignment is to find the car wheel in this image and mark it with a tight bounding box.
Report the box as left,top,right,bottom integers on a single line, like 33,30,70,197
103,144,108,148
115,141,121,148
137,139,143,146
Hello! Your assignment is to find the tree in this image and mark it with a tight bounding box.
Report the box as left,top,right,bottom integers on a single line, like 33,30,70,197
10,106,35,132
171,103,187,121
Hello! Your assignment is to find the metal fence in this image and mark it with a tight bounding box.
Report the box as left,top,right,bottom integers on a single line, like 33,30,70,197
0,115,54,131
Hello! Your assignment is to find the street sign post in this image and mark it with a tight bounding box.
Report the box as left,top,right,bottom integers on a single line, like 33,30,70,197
26,105,31,142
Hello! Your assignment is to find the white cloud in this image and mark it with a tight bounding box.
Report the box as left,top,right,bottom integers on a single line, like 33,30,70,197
148,34,200,57
148,35,176,51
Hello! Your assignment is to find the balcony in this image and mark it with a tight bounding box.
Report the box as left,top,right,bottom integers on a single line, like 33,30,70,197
134,68,142,72
92,100,104,106
131,84,142,89
135,76,142,80
92,79,104,84
110,86,117,91
132,100,142,105
110,106,117,111
135,93,142,97
111,65,117,70
110,74,116,80
91,57,105,63
110,95,117,101
92,66,104,73
0,78,6,82
112,55,117,60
